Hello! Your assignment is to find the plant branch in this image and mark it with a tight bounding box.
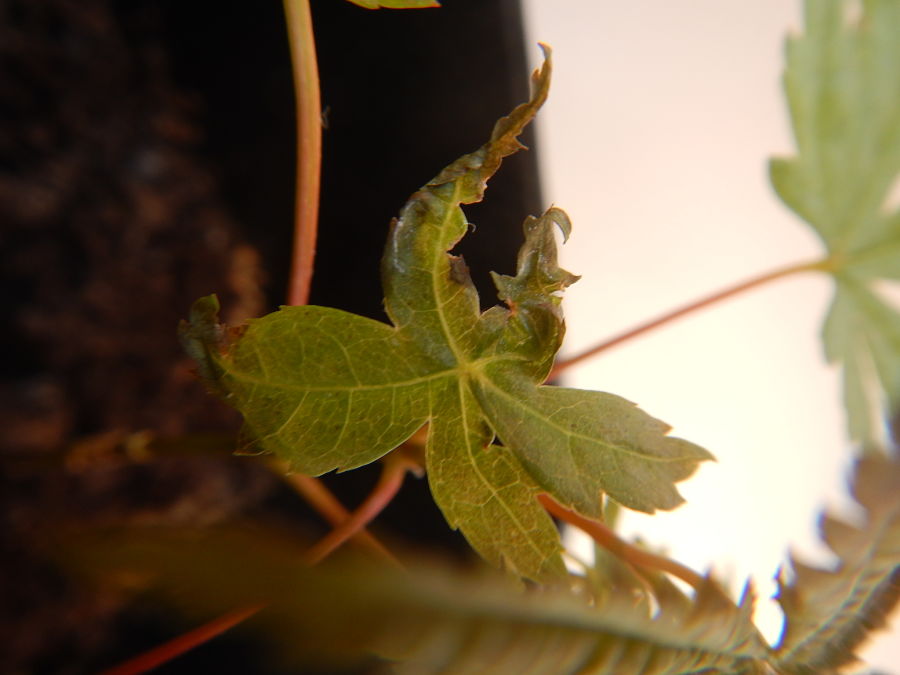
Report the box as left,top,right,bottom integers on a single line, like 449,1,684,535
283,0,322,306
550,258,828,378
304,456,413,566
538,493,705,589
278,467,396,561
98,603,265,675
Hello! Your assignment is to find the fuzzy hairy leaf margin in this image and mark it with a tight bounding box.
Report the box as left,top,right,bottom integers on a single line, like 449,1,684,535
775,451,900,673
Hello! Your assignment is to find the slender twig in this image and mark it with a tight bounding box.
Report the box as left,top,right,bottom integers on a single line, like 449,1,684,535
304,457,412,566
283,0,322,306
550,258,828,378
279,468,396,561
98,603,265,675
538,493,705,589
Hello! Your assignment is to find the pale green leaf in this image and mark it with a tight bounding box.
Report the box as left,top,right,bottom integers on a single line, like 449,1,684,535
770,0,900,442
474,368,712,517
182,49,710,582
775,451,900,673
770,0,900,255
823,277,900,442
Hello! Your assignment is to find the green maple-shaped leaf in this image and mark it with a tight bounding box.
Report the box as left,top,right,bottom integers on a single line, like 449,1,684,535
775,451,900,674
770,0,900,443
181,49,711,583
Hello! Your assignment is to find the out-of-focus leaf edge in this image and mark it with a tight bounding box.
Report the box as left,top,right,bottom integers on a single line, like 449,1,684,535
64,526,770,675
775,451,900,673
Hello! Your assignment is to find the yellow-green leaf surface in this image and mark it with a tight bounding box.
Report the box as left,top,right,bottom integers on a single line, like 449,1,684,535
181,50,710,583
775,451,900,673
770,0,900,443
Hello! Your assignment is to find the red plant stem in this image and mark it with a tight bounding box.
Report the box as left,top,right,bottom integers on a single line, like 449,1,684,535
98,603,265,675
550,258,827,378
537,493,705,589
283,0,322,306
304,458,411,566
282,470,396,561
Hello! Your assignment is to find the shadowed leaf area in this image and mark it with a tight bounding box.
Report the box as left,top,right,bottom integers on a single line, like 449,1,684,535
180,50,711,583
63,447,900,673
67,526,770,675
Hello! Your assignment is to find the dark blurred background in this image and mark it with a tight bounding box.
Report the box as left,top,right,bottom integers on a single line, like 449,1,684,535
0,0,543,672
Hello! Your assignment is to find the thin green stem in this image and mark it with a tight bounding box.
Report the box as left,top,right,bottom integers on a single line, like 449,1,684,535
538,493,705,589
283,0,322,306
550,258,829,378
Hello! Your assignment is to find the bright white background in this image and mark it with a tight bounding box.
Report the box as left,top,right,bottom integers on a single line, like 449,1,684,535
520,1,898,669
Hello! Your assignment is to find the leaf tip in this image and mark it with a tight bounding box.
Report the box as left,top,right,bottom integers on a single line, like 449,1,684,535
545,205,572,242
179,294,227,385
